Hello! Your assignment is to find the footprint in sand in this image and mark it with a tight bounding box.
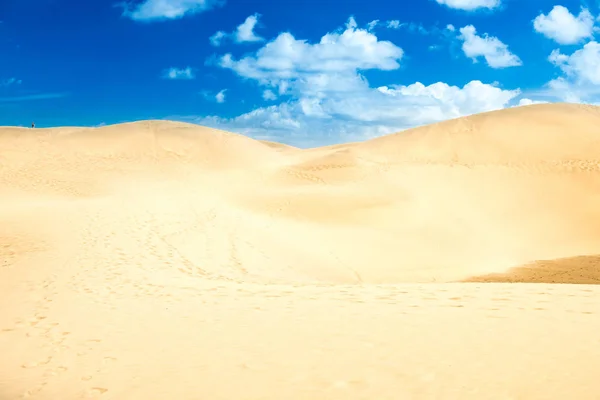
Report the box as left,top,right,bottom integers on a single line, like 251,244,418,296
21,356,52,369
90,387,109,395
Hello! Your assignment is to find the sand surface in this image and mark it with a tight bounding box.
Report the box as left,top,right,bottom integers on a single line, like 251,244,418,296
1,103,600,399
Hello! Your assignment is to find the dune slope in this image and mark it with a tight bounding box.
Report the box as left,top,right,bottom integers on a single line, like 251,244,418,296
1,103,600,399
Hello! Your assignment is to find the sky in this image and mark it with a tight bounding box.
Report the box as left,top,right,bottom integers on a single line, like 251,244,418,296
1,0,599,147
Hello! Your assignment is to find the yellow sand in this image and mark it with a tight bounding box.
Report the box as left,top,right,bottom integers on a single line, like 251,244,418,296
1,103,600,399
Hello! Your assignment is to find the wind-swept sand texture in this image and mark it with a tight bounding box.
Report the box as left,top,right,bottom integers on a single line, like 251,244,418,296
1,103,600,399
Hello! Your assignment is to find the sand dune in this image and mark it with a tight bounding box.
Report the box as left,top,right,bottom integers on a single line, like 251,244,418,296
258,140,300,152
1,103,600,399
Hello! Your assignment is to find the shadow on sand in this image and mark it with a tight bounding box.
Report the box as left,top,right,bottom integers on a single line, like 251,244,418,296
464,255,600,285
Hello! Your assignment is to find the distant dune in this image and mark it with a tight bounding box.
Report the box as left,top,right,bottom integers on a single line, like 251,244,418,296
258,140,300,152
2,103,600,399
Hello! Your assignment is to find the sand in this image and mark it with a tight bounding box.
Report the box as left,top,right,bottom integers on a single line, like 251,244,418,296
1,102,600,399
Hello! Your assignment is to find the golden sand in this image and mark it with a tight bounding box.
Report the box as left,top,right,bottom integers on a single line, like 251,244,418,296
1,103,600,399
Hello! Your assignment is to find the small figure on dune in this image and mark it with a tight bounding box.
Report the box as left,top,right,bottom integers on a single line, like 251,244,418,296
31,122,35,128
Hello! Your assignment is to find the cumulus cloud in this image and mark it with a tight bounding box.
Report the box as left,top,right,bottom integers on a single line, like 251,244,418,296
533,6,596,45
120,0,224,21
209,31,227,46
543,41,600,102
190,18,522,146
458,25,522,68
262,90,277,101
376,80,520,119
215,89,227,103
235,14,263,43
517,98,549,106
209,13,264,46
188,80,520,147
549,42,600,85
217,17,403,90
200,89,227,103
435,0,500,11
162,67,196,80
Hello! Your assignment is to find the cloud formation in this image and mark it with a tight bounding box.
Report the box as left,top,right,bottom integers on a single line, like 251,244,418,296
192,80,520,147
434,0,500,11
196,17,522,146
121,0,224,21
209,13,264,46
262,90,277,101
215,89,227,103
217,17,403,90
545,41,600,102
162,67,196,80
387,20,401,29
533,5,596,45
458,25,522,68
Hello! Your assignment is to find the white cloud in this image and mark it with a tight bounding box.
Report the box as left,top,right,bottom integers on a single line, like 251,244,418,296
209,13,264,46
162,67,195,80
215,89,227,103
262,90,277,101
200,89,227,103
371,20,430,34
517,98,549,106
545,77,585,103
366,20,379,31
209,31,227,46
217,17,403,89
542,41,600,102
549,42,600,84
121,0,224,21
235,13,263,43
0,78,22,86
446,24,456,32
458,25,522,68
192,18,522,147
387,20,401,29
376,80,520,118
533,6,596,45
435,0,500,11
346,17,358,30
189,80,520,147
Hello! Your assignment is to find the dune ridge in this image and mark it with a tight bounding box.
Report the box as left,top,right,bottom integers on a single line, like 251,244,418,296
2,103,600,399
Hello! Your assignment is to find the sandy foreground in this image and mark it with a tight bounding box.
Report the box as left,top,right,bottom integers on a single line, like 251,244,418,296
1,103,600,399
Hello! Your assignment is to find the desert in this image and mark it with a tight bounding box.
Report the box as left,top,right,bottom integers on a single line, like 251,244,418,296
1,103,600,399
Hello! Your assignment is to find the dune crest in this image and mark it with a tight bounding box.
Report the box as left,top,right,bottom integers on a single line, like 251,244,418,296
2,103,600,283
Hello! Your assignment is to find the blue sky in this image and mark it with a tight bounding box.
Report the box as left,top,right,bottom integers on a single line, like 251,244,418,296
1,0,599,146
